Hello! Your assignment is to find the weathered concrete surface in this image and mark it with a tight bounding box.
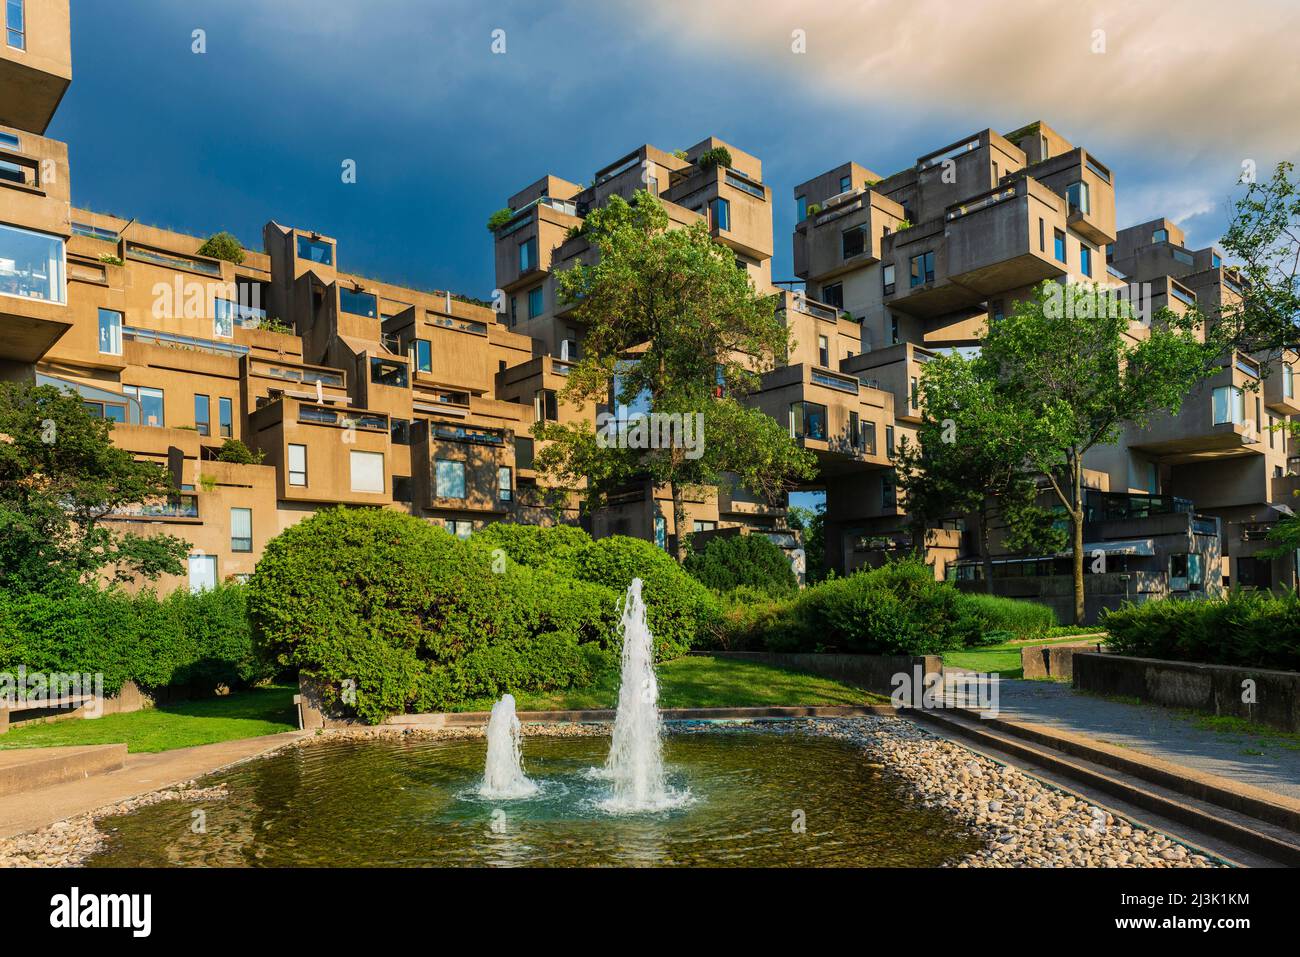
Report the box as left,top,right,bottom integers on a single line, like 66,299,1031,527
1074,653,1300,733
0,745,126,797
0,731,307,839
1021,642,1105,680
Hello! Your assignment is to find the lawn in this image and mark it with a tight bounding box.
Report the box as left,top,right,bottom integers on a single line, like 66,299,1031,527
0,684,298,754
943,636,1104,678
453,654,886,712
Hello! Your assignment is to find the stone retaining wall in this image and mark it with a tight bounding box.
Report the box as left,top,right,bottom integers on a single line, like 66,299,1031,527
1020,642,1105,680
1073,652,1300,732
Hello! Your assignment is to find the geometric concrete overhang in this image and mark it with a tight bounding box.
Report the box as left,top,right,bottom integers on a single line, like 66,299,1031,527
0,310,73,362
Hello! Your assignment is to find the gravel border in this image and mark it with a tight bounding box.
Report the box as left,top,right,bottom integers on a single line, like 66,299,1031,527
0,717,1224,868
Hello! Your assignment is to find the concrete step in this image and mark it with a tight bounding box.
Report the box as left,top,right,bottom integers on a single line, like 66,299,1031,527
0,745,128,798
910,707,1300,867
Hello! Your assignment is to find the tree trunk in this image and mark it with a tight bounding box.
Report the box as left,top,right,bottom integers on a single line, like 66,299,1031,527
979,507,995,595
671,483,688,562
1070,454,1086,626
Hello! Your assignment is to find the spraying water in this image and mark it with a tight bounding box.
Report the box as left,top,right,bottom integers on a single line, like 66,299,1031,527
479,694,538,799
601,577,685,813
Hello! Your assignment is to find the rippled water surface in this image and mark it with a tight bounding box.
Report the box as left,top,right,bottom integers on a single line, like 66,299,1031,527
86,731,980,867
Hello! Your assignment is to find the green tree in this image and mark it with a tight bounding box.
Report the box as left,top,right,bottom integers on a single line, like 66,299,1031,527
895,352,1064,592
1219,161,1300,357
195,231,246,265
0,382,190,590
534,191,817,558
215,438,265,464
787,503,826,583
977,282,1222,623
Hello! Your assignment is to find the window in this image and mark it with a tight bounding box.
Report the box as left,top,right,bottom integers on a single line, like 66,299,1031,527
886,425,896,457
1212,252,1222,268
296,235,333,265
0,222,66,303
910,376,920,411
882,474,896,509
1053,229,1066,263
1065,181,1090,215
212,300,234,339
97,308,122,355
1038,218,1045,252
654,515,668,551
890,314,900,344
435,459,466,499
796,195,807,221
390,417,411,446
535,388,558,422
498,466,513,502
849,410,860,448
817,335,829,367
839,175,851,192
1237,556,1273,590
350,450,385,493
194,394,210,436
339,287,377,317
527,285,544,319
124,385,164,427
218,397,233,437
862,420,877,455
370,357,409,388
230,508,252,553
1285,363,1294,399
519,236,537,273
842,223,867,259
509,295,517,326
445,520,474,540
821,282,843,310
0,131,17,149
188,555,217,595
710,197,731,231
883,263,896,296
1080,244,1093,278
1268,414,1276,449
909,251,934,287
83,400,127,422
991,299,1005,324
411,339,432,373
1152,228,1169,243
693,520,716,532
288,444,307,486
1212,385,1245,425
789,401,827,441
6,0,24,50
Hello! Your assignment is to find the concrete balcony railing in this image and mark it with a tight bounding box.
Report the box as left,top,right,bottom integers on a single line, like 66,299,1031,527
1018,147,1117,246
792,188,904,282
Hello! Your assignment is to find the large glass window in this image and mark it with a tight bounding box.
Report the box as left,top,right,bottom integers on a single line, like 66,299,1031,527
821,282,843,309
212,300,234,338
818,335,829,367
535,388,558,422
795,195,807,221
296,235,334,265
790,401,827,441
1152,228,1169,243
842,224,867,259
0,222,66,303
1065,181,1090,215
1285,363,1294,399
339,287,377,317
519,237,537,273
909,251,934,287
498,466,513,502
527,285,544,319
1080,244,1093,278
288,444,307,486
1054,229,1067,263
882,263,896,295
1212,385,1245,425
350,450,385,493
412,339,432,373
97,308,122,355
435,459,466,499
882,474,897,509
188,554,217,594
194,394,210,436
370,357,409,388
219,397,233,437
124,385,164,427
6,0,24,50
230,508,252,552
710,197,731,232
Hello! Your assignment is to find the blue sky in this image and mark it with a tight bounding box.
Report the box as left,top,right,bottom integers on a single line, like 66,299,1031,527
52,0,1298,303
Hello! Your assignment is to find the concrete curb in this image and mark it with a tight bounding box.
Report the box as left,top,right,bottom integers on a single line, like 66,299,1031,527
0,745,127,797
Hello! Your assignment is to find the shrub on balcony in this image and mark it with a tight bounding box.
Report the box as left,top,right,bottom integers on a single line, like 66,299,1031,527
486,208,514,232
215,438,265,465
1102,592,1300,671
697,146,733,170
684,533,798,598
195,231,246,265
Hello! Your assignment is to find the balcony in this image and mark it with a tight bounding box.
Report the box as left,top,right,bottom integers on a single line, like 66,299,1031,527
1019,148,1117,246
1263,354,1300,415
662,164,773,262
107,494,200,523
792,189,902,282
1126,364,1266,461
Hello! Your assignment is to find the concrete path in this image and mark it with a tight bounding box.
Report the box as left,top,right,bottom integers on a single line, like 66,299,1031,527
0,731,308,839
944,674,1300,800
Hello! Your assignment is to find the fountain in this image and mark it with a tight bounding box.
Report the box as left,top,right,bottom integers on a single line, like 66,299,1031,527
478,693,538,799
600,577,684,812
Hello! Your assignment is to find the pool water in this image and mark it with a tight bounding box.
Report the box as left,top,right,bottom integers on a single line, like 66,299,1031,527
85,731,980,867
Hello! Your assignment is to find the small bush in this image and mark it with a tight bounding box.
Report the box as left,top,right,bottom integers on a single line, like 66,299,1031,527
196,231,246,264
954,593,1056,640
697,146,733,170
486,208,514,232
215,438,265,465
684,534,797,598
1102,592,1300,671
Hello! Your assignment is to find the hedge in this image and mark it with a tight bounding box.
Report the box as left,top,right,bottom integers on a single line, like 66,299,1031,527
249,510,635,723
1102,591,1300,671
0,582,269,696
684,533,798,598
954,593,1056,641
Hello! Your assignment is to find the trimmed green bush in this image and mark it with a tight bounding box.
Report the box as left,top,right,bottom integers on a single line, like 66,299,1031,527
684,534,798,598
471,523,591,570
954,593,1056,641
0,582,269,696
1102,592,1300,671
249,509,623,723
195,231,246,264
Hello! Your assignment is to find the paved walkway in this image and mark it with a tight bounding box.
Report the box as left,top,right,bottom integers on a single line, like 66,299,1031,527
945,674,1300,800
0,731,308,839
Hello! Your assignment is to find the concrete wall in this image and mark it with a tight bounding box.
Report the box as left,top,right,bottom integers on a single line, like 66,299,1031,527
1073,652,1300,732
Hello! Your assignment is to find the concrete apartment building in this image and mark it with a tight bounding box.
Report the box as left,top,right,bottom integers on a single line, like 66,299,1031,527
2,4,1295,616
